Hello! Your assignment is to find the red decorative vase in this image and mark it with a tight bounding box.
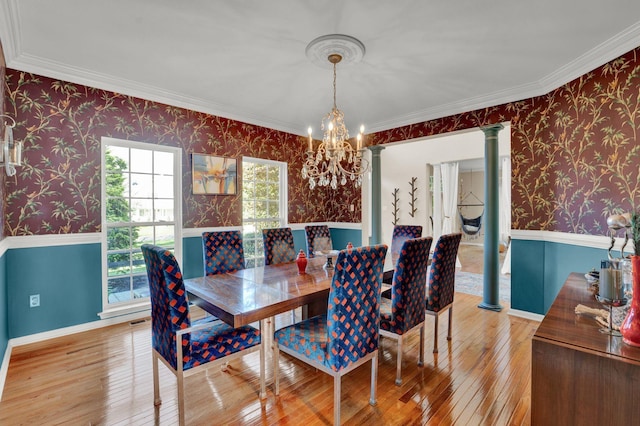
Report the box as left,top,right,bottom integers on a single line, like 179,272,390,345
621,255,640,346
296,250,307,275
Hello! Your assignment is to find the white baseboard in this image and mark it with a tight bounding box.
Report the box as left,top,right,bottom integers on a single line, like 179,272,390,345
508,308,544,322
9,310,150,347
0,343,12,402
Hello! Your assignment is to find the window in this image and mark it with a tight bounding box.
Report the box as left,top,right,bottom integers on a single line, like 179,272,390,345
242,157,287,268
101,138,181,313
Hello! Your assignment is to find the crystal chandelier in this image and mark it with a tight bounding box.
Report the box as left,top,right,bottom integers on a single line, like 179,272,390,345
302,37,369,190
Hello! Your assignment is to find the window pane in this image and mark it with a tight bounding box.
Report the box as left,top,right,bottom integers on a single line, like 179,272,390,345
131,251,146,275
256,201,268,218
130,173,153,198
155,225,175,247
268,202,279,218
243,200,255,219
267,166,279,182
130,148,153,173
107,226,131,250
133,226,153,248
131,199,153,222
154,151,173,175
106,172,130,197
267,182,279,199
106,198,130,223
108,277,132,303
255,164,267,181
154,199,174,222
107,146,129,171
255,183,267,199
133,275,149,299
108,252,130,276
154,175,173,198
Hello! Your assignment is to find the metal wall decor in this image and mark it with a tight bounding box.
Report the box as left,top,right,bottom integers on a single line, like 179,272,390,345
408,177,418,217
392,188,400,225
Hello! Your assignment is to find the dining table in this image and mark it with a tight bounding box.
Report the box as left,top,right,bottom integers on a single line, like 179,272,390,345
184,255,335,328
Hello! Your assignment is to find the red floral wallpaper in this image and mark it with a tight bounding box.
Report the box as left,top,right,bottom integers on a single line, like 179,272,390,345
0,41,6,240
3,45,640,237
369,47,640,235
2,72,361,235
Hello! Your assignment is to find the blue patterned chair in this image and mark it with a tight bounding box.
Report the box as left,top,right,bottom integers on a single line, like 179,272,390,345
202,230,245,275
141,244,264,426
262,227,296,265
379,236,433,385
383,225,423,284
426,233,462,353
273,244,388,425
304,224,333,257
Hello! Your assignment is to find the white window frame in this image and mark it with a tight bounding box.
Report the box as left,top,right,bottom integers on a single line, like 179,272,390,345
242,156,288,267
99,137,182,318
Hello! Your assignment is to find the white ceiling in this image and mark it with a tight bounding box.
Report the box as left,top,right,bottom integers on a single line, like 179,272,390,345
2,1,640,137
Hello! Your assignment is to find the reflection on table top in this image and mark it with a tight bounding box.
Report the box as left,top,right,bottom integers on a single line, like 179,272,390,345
184,257,333,328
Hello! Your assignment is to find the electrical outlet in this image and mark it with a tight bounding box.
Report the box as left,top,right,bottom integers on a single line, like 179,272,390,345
29,294,40,308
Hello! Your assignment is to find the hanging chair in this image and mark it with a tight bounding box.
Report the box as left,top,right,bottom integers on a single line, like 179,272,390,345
458,191,484,236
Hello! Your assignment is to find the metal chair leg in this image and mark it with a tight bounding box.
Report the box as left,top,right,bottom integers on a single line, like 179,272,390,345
370,352,378,406
152,351,161,406
334,374,341,426
433,314,439,353
395,336,403,386
447,306,453,340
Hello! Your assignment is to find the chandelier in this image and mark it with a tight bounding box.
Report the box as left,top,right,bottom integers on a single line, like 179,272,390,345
302,35,369,189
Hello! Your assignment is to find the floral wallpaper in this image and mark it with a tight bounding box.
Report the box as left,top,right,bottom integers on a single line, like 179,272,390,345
369,47,640,236
2,72,361,235
3,45,640,237
0,41,6,240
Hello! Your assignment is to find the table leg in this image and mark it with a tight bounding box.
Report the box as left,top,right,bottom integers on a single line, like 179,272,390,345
259,319,266,399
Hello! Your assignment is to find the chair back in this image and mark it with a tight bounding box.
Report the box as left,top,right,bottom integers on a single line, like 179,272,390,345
390,225,422,260
382,237,433,334
427,233,462,312
202,230,245,275
326,244,388,371
304,225,333,257
141,244,191,370
262,227,296,265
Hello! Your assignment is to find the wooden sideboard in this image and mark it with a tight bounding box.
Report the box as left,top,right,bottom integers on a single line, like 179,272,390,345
532,272,640,424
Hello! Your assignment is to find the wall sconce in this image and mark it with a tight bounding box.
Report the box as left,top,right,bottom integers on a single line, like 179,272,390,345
0,114,22,176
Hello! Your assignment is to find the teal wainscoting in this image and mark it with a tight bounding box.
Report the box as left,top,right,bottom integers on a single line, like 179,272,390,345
7,244,102,338
0,252,7,358
511,238,607,315
181,228,362,280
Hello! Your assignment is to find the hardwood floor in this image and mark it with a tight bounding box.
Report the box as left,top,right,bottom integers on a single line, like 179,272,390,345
0,292,537,425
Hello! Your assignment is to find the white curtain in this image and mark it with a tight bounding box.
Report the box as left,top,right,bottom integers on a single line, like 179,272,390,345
440,162,461,268
432,165,443,242
440,162,459,235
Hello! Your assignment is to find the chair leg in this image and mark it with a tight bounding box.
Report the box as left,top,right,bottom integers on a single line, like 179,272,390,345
395,336,403,386
418,325,424,367
177,369,185,426
370,352,378,406
259,319,266,399
152,351,161,406
447,306,453,341
274,341,280,395
334,375,341,426
433,314,439,353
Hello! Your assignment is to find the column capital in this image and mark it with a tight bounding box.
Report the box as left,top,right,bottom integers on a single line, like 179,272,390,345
480,123,504,137
367,145,385,155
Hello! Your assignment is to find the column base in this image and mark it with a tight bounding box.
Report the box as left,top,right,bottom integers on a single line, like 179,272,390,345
478,301,503,312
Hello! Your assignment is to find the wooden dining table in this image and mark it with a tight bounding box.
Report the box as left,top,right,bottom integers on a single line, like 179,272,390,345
184,256,335,329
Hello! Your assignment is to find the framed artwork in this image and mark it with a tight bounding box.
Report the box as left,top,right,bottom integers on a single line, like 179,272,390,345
192,153,237,195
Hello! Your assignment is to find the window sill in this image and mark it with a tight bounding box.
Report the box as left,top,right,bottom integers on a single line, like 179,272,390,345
99,301,151,320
